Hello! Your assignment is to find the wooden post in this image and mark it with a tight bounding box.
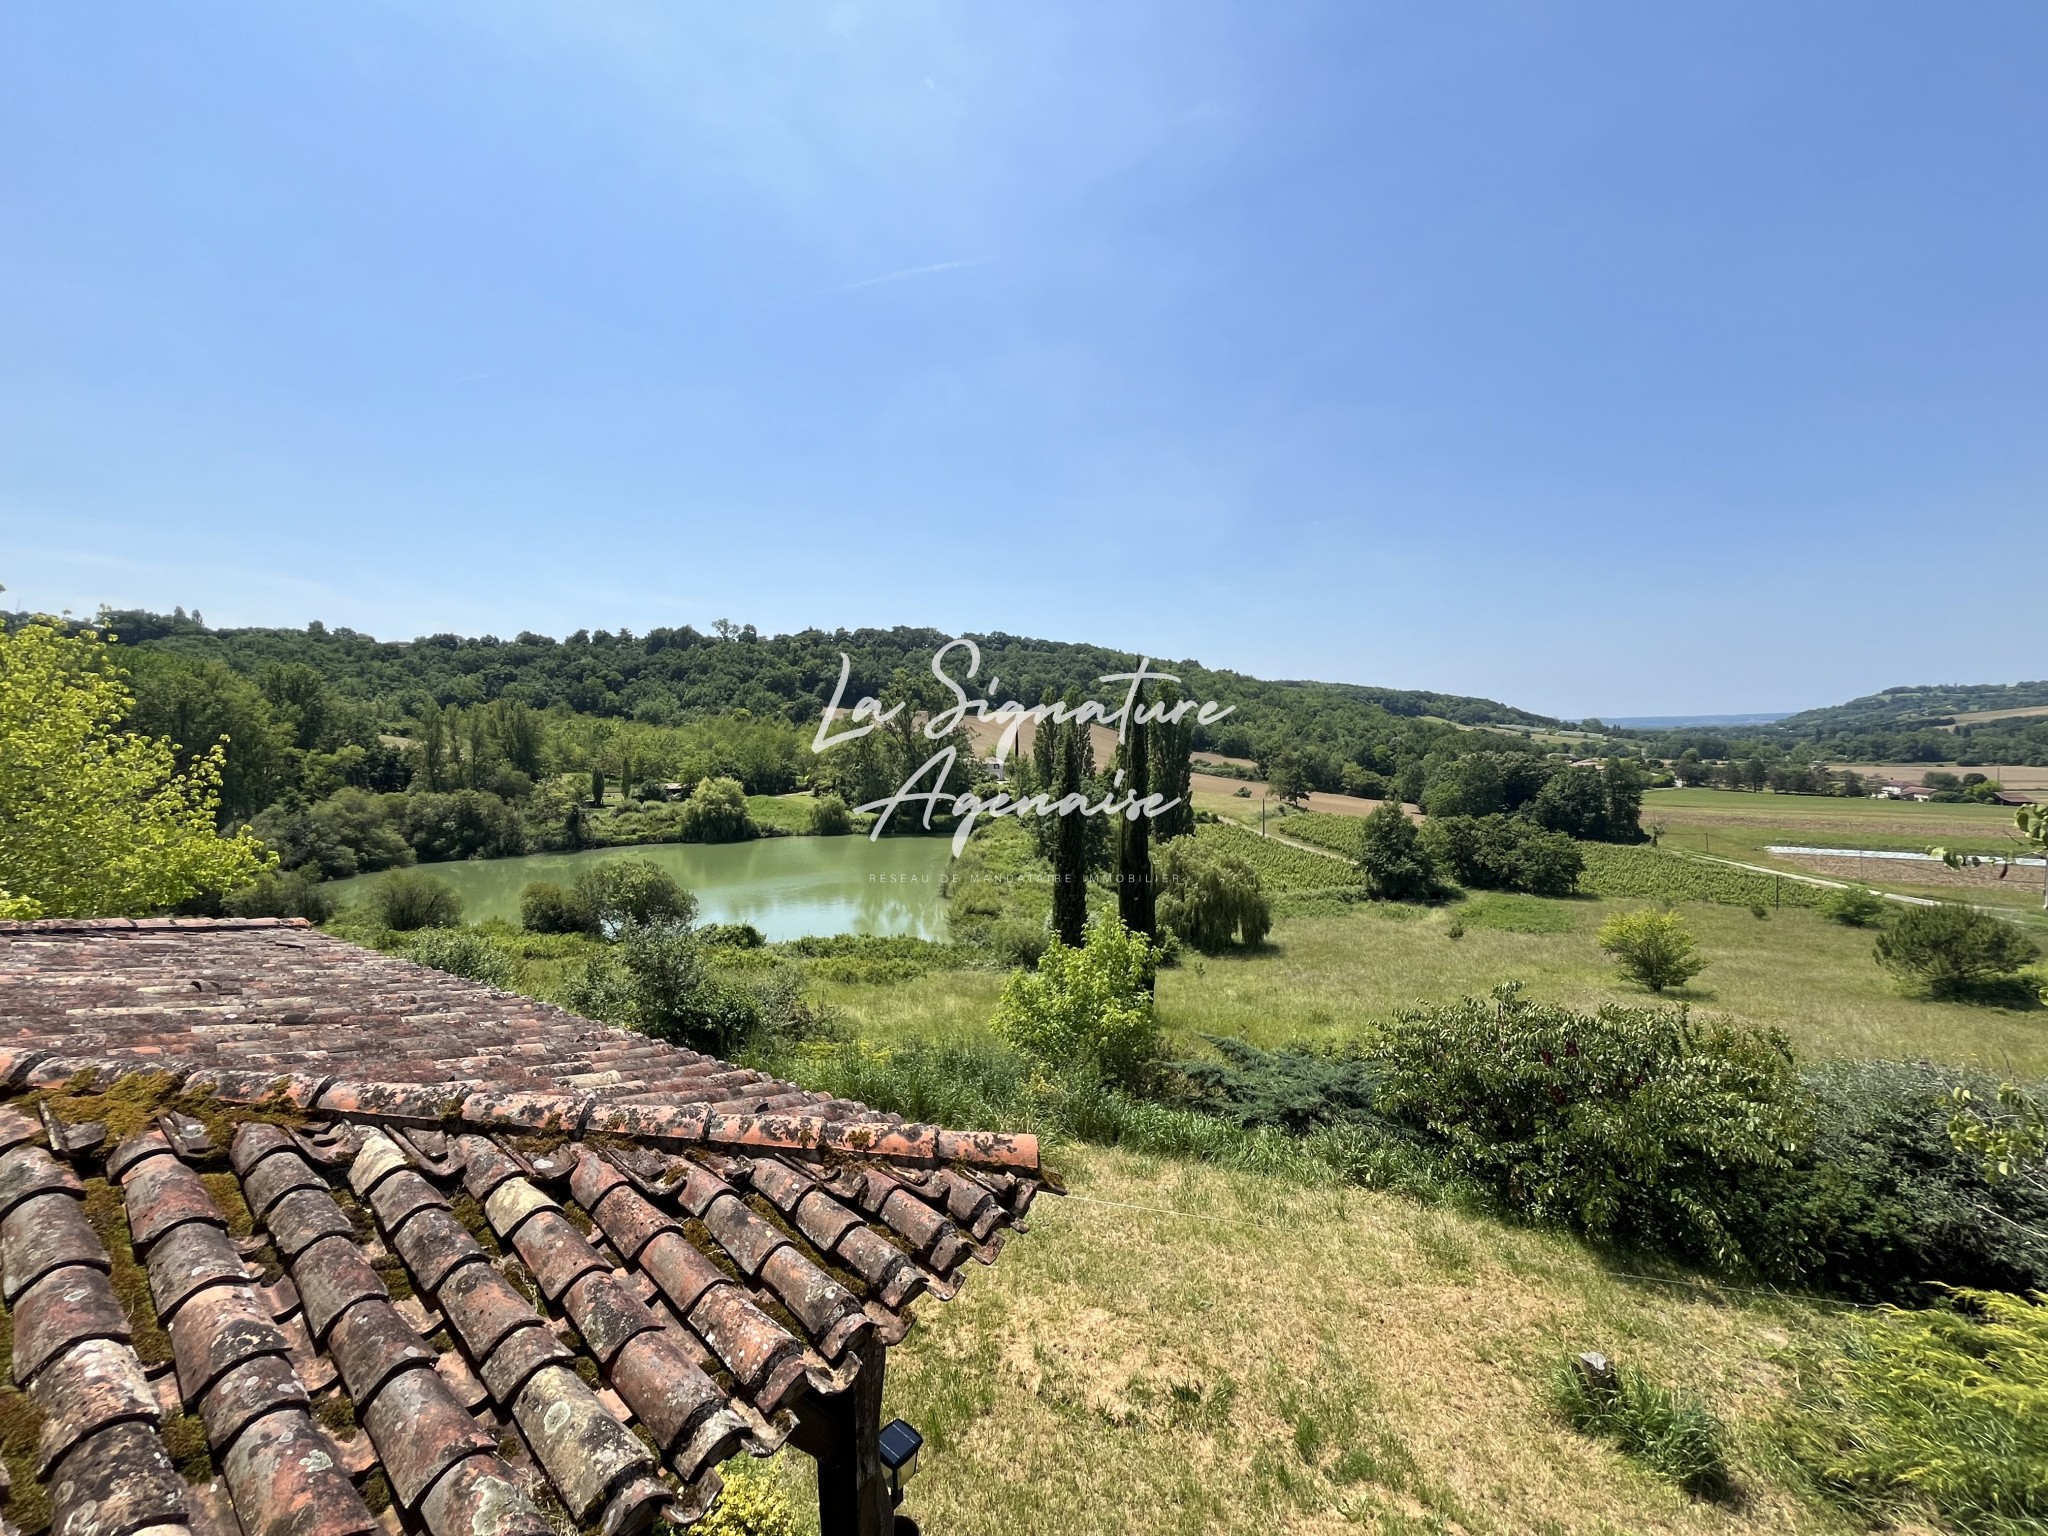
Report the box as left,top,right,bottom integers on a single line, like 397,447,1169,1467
791,1334,893,1536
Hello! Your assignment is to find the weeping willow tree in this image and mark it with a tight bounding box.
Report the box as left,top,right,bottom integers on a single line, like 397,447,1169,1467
1157,837,1270,951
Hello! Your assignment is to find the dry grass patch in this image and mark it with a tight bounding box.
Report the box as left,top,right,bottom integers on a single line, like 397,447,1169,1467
879,1148,1858,1536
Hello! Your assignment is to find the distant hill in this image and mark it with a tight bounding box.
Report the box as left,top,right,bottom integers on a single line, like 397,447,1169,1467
1774,682,2048,734
1612,680,2048,767
63,608,1559,757
1608,712,1792,730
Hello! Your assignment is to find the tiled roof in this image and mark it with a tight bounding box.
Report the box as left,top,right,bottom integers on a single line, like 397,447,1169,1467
0,919,1048,1536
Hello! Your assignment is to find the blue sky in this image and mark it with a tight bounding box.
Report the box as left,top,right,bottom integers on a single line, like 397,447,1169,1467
2,4,2041,718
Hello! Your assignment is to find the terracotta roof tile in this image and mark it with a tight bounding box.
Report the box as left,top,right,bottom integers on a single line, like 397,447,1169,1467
0,918,1053,1535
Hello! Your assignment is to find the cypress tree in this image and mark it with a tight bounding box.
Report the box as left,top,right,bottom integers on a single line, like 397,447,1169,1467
1117,713,1156,940
1051,705,1090,948
1148,682,1196,842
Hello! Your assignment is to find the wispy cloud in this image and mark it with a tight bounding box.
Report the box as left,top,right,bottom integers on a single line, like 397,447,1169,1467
829,258,989,294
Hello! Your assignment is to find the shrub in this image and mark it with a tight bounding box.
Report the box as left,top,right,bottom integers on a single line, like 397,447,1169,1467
518,880,584,934
1419,814,1582,896
695,1454,801,1536
568,921,759,1054
568,859,697,936
1355,801,1440,902
1779,1061,2048,1301
1547,1355,1729,1500
994,915,1162,1092
1875,904,2040,1000
1173,1037,1385,1135
1782,1290,2048,1530
983,919,1052,968
222,867,337,923
810,793,852,836
1820,887,1889,927
370,870,463,931
678,776,756,843
1372,984,1806,1270
1597,908,1705,992
701,922,766,948
1156,837,1271,951
392,927,514,989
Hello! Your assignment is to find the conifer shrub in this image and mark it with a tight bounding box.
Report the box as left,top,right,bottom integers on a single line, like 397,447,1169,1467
1875,904,2040,1000
1820,886,1889,927
1782,1290,2048,1531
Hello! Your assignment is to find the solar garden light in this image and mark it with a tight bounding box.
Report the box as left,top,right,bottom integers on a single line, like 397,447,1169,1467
878,1417,923,1510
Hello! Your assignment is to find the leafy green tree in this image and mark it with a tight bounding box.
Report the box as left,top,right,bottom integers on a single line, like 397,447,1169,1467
221,866,337,922
397,790,525,861
1268,750,1312,807
1598,909,1706,992
1339,762,1389,800
0,623,270,917
1602,758,1646,836
1876,905,2040,999
1356,800,1439,902
993,914,1160,1091
1420,814,1582,896
568,858,698,936
250,788,413,879
1156,838,1270,950
678,776,755,842
258,662,337,752
123,648,294,822
519,881,584,934
811,793,851,835
574,921,758,1055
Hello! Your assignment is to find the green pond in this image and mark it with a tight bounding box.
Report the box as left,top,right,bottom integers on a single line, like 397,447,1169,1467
328,836,954,941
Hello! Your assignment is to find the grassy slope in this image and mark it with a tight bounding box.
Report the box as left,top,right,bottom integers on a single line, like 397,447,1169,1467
878,1148,1850,1536
801,884,2044,1536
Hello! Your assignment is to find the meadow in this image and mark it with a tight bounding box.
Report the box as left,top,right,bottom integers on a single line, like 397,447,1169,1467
817,887,2048,1093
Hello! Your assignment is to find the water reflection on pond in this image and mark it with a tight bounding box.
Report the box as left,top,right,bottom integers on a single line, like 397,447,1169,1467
326,836,954,941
